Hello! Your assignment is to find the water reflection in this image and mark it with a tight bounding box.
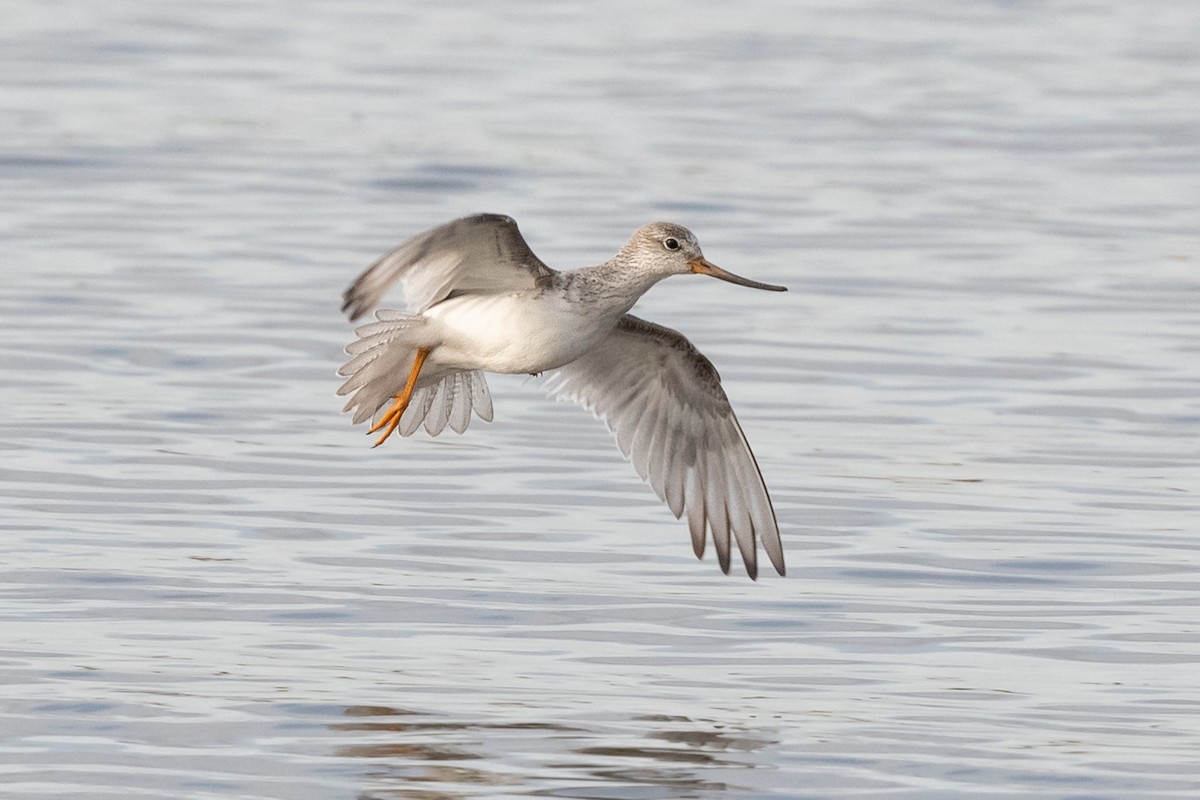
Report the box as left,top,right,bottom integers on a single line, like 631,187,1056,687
333,706,776,798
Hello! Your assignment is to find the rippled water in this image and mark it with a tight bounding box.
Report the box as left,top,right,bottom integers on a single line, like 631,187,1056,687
2,1,1199,798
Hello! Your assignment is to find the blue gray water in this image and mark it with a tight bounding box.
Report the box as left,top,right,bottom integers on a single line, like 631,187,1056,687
2,1,1198,798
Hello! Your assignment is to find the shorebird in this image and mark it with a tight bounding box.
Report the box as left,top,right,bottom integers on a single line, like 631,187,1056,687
337,214,786,578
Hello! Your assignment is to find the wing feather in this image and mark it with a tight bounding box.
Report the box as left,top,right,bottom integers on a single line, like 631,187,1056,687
685,468,707,559
544,314,784,578
342,214,556,319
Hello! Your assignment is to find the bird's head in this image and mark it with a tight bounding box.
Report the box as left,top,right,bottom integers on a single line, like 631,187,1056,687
624,222,787,292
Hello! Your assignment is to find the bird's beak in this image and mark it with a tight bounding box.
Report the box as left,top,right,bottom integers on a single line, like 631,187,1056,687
689,258,787,292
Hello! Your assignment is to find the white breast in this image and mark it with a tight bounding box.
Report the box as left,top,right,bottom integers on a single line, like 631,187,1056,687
423,292,620,374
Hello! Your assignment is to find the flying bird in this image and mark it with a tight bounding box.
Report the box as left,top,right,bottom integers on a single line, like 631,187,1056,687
338,214,786,578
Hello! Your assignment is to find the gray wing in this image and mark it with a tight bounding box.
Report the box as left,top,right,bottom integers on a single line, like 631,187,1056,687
543,315,785,579
342,213,556,320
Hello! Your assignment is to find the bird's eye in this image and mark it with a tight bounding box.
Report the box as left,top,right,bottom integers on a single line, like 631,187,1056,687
663,238,680,251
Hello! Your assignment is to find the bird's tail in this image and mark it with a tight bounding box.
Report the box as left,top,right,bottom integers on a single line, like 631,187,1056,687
337,309,494,437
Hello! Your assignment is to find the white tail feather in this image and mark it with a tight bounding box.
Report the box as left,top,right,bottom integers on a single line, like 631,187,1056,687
337,310,493,437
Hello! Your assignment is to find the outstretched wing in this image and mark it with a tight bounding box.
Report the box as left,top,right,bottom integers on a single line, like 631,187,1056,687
543,315,785,579
342,213,556,320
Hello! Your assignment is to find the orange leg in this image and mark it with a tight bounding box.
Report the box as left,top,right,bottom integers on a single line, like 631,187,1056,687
368,347,431,447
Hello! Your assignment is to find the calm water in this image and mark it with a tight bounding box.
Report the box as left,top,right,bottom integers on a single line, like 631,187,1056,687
2,1,1199,798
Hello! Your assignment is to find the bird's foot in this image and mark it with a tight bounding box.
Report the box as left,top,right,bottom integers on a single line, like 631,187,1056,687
367,347,430,447
369,396,409,447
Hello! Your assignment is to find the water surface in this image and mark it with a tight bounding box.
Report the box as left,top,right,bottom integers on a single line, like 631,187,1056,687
1,1,1198,798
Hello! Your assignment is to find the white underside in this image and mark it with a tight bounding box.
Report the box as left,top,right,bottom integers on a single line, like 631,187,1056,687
422,292,622,376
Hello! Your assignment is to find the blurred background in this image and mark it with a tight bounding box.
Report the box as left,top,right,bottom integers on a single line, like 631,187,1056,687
1,1,1198,798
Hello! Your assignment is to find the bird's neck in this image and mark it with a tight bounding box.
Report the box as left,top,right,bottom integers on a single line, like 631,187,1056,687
561,260,667,317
